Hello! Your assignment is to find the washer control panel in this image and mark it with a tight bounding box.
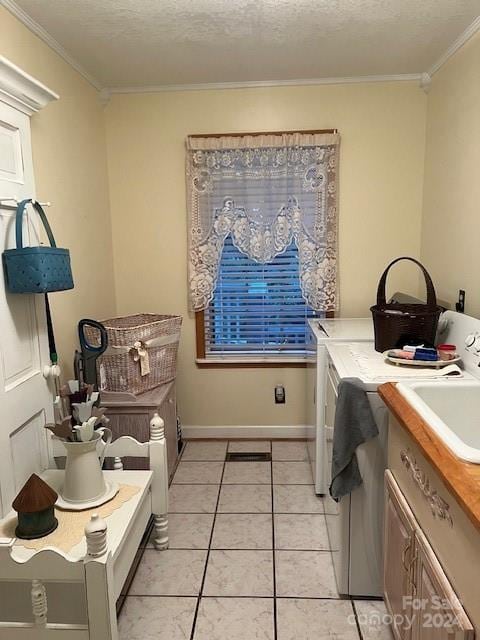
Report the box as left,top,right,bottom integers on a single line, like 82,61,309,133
437,311,480,377
464,332,480,354
462,331,480,370
465,333,476,348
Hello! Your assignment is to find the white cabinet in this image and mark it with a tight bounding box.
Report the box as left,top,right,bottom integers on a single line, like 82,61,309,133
384,471,474,640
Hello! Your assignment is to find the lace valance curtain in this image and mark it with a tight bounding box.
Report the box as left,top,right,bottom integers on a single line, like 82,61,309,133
186,132,340,312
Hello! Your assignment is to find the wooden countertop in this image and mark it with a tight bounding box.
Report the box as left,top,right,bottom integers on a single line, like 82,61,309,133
379,382,480,532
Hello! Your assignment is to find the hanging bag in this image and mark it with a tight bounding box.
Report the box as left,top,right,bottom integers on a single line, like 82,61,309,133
2,199,74,294
370,256,442,353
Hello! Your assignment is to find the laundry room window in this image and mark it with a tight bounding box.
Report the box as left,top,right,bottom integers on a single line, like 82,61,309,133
186,129,340,366
196,236,318,363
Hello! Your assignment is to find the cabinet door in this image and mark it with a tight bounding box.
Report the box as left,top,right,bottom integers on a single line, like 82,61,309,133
412,530,473,640
384,470,418,640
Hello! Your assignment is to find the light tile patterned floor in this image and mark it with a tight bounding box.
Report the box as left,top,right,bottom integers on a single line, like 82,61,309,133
120,439,393,640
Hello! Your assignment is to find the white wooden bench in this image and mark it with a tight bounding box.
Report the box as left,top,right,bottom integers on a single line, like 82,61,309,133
0,413,169,639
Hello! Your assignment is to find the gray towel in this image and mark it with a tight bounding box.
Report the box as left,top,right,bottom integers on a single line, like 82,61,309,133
329,378,379,501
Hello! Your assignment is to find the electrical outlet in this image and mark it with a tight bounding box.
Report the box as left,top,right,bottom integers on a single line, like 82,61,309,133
275,385,285,404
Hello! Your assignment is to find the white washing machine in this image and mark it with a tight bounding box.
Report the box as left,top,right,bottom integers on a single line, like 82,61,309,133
323,310,480,598
306,318,374,494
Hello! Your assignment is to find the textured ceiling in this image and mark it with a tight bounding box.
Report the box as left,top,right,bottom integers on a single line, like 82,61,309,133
12,0,480,88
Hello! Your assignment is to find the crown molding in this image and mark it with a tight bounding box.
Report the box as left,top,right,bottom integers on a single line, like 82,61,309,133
428,15,480,76
419,72,432,94
1,0,102,90
98,88,111,107
107,73,422,94
0,55,58,114
2,0,479,96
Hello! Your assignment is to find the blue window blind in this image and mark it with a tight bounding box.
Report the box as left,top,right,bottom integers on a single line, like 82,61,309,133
204,237,316,356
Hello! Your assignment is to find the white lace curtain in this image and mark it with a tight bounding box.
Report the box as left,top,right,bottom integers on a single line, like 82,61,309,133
186,132,340,312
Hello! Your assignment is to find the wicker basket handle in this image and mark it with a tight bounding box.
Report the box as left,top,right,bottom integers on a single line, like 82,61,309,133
376,257,437,307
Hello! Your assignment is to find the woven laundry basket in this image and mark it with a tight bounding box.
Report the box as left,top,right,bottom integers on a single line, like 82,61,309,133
85,314,182,395
370,257,441,353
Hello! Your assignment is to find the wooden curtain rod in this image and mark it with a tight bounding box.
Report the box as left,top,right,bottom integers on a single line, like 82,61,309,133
189,128,337,139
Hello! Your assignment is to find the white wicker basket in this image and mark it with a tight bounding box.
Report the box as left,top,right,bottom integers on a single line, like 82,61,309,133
85,314,182,395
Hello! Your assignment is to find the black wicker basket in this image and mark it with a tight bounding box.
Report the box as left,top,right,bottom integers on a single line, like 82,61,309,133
370,257,442,353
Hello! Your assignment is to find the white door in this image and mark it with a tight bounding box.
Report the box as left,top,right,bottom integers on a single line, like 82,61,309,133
0,99,54,517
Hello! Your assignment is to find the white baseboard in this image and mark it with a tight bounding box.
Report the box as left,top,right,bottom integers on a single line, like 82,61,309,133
181,425,308,439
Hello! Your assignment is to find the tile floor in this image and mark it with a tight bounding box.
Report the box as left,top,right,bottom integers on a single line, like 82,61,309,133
119,439,394,640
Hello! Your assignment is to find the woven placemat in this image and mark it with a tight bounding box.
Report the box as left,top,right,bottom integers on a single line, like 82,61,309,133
0,484,140,553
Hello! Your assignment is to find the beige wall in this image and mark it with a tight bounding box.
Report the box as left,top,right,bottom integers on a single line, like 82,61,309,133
1,5,430,426
0,6,116,376
105,84,426,426
4,4,480,427
420,32,480,317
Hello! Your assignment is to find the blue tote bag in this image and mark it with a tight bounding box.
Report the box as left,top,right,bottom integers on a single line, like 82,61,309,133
2,199,74,294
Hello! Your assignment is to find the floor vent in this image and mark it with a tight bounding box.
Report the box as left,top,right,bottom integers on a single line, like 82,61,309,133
226,452,272,462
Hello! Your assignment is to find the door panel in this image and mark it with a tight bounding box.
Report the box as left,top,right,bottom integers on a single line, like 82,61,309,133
413,530,474,640
0,100,53,517
10,412,49,489
349,395,388,597
384,470,418,640
0,118,24,184
324,366,350,593
2,293,40,388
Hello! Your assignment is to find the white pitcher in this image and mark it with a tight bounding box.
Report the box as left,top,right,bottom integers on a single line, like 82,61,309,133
61,428,112,504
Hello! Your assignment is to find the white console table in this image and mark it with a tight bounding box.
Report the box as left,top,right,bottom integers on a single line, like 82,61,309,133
0,415,169,639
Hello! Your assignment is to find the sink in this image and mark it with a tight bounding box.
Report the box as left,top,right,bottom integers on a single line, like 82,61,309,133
397,380,480,463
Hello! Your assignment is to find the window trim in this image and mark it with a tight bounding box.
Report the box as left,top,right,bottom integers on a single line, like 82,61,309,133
195,309,334,368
